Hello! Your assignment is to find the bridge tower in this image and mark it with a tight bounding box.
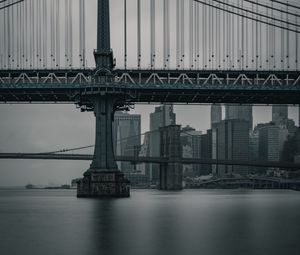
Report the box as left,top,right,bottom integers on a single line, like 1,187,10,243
77,0,130,198
159,125,183,190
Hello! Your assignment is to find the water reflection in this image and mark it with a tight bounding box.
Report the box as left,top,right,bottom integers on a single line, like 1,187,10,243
88,190,300,255
0,190,300,255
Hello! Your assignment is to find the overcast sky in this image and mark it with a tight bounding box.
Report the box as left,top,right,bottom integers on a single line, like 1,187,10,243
0,0,299,186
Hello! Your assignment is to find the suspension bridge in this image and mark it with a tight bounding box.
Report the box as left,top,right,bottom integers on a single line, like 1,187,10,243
0,0,300,197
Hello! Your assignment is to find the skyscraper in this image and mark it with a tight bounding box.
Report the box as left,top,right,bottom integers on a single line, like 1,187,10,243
272,105,288,124
149,105,176,184
225,105,253,130
212,119,249,176
211,104,222,128
180,126,202,177
200,130,213,175
257,122,289,170
113,111,141,173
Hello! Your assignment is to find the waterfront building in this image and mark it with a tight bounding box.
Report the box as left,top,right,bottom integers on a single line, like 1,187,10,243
113,111,141,173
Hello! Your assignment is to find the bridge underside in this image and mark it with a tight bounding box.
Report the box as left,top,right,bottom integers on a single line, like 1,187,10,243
0,69,300,105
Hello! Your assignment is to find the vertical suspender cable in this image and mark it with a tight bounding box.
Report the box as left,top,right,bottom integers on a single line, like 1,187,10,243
124,0,127,69
212,0,214,68
287,3,290,69
137,0,141,68
39,0,42,68
189,0,193,68
32,0,35,68
69,0,73,67
223,1,226,69
217,3,220,68
208,0,211,68
163,0,170,68
163,0,166,67
79,0,82,66
256,0,259,70
3,7,6,68
51,0,54,67
28,0,31,68
57,0,60,67
167,0,170,68
259,10,262,69
65,0,68,67
232,3,235,68
281,9,284,70
204,1,207,68
266,7,269,69
241,0,245,69
272,0,275,69
17,3,19,68
150,0,155,68
252,2,254,69
79,0,86,68
296,15,299,70
7,1,9,68
227,0,230,69
17,3,20,68
176,0,180,68
21,1,24,68
245,1,249,68
12,3,15,68
25,0,28,68
181,0,184,68
43,0,47,68
36,0,38,68
196,1,198,68
0,6,3,69
1,10,3,69
237,0,240,69
83,0,86,67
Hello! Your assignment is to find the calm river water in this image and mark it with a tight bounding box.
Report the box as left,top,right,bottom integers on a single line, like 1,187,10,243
0,189,299,255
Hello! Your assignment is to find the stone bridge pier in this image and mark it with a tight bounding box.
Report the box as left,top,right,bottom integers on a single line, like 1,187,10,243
77,95,130,198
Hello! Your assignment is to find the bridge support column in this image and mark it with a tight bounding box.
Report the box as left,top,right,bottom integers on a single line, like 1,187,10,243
77,96,130,198
159,125,183,190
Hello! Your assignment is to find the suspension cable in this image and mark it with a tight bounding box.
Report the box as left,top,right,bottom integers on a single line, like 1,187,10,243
269,0,300,11
124,0,127,69
193,0,300,33
244,0,300,17
208,0,299,28
137,0,141,68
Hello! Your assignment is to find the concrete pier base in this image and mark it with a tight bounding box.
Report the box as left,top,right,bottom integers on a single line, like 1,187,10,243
77,170,130,198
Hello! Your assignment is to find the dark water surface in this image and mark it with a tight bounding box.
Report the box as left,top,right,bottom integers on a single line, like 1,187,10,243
0,189,299,255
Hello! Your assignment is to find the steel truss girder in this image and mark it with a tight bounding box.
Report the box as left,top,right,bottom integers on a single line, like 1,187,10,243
1,69,300,104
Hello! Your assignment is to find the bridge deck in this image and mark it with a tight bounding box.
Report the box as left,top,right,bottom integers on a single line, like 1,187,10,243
0,69,300,104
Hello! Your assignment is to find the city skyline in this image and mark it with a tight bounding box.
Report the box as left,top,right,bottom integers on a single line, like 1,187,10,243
0,103,299,186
